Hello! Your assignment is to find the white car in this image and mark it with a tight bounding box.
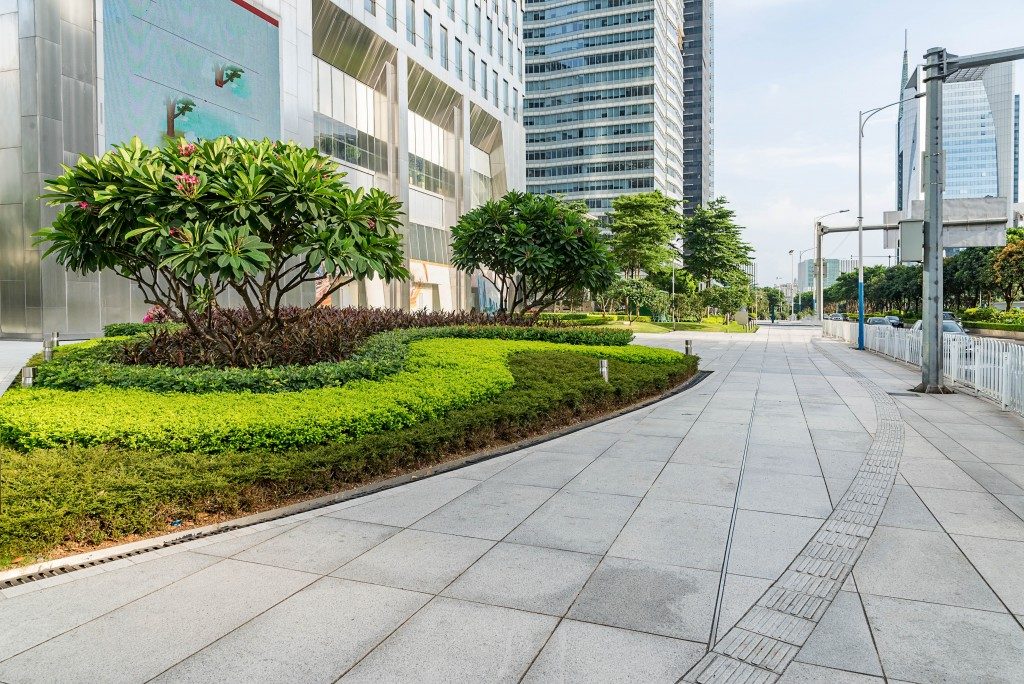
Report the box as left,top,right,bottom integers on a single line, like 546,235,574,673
910,319,968,336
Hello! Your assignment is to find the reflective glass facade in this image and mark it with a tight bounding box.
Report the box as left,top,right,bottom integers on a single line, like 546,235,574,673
523,0,687,216
681,0,713,213
0,0,524,338
898,62,1016,218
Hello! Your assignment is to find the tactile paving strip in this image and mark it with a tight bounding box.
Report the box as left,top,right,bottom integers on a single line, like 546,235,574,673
681,342,904,683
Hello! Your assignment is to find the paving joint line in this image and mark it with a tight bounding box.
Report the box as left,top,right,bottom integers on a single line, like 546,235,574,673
680,338,904,684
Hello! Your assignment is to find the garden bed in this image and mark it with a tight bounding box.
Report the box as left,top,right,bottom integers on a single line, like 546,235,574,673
0,331,696,567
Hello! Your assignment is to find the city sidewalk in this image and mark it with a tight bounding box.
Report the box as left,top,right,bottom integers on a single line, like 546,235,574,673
0,342,38,397
1,327,1023,682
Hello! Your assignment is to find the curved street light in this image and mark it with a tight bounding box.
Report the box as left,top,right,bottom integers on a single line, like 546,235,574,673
856,93,924,349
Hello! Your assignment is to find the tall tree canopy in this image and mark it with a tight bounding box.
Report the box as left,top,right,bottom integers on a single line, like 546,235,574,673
681,197,752,288
606,191,684,278
450,191,615,314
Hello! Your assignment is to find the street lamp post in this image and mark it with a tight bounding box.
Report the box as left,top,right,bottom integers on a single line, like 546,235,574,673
788,250,796,321
858,95,924,350
813,210,849,322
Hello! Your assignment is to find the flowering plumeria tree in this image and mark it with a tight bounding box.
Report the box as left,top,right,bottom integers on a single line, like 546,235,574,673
38,136,407,361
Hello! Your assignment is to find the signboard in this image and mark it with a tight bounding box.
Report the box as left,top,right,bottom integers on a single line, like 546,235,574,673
899,219,924,263
104,0,281,148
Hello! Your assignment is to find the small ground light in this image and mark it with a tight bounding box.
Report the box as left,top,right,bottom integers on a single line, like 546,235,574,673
42,338,53,362
51,331,59,347
685,340,693,355
599,358,609,382
21,367,34,387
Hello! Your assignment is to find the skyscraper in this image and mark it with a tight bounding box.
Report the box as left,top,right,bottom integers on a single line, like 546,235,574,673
0,0,523,338
522,0,689,218
681,0,714,213
897,60,1016,217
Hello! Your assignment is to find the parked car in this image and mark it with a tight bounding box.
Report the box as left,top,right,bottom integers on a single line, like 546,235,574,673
942,311,958,321
885,315,903,328
866,317,891,326
911,319,969,336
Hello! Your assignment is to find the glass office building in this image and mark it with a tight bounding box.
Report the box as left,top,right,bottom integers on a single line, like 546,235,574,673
522,0,689,217
0,0,523,339
897,61,1016,217
681,0,713,214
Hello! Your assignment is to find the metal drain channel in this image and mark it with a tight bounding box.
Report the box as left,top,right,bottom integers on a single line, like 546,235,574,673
681,341,905,683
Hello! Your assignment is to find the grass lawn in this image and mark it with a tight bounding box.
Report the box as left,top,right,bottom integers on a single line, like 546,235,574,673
653,320,757,333
592,320,672,334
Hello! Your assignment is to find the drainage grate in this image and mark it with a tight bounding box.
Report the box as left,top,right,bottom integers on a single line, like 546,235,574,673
887,392,919,398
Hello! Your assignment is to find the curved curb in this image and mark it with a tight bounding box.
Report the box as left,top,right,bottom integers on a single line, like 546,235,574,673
682,340,904,683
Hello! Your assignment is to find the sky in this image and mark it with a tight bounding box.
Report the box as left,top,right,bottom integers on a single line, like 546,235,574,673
714,0,1024,286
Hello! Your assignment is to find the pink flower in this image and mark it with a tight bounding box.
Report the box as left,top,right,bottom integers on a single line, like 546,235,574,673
178,141,197,157
174,173,200,197
78,201,89,209
367,218,377,230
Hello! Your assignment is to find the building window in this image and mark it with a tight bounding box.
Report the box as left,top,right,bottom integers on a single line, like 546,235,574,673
486,16,493,54
462,0,469,31
468,49,476,88
454,37,463,79
423,10,433,56
497,27,503,63
503,78,509,115
511,0,517,32
506,36,512,73
473,3,481,41
406,0,416,44
387,0,397,28
446,0,455,19
491,69,498,107
512,86,518,121
439,25,448,68
365,0,376,15
481,60,488,98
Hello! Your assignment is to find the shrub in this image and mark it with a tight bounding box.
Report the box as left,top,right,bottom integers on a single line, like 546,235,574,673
0,349,697,565
37,136,408,363
0,338,680,452
31,324,632,394
119,306,536,368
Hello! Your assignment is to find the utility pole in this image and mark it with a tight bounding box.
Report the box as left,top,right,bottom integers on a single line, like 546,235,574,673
916,43,1024,392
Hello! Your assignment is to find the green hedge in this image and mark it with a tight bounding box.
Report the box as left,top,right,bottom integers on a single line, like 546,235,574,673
30,325,633,394
962,320,1024,333
0,338,681,453
0,349,696,566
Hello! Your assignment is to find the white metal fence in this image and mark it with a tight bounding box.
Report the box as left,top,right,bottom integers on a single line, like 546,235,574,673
822,320,1024,417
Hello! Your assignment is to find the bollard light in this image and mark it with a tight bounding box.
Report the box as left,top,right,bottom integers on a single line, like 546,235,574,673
599,359,609,383
21,367,34,388
50,330,59,348
685,339,693,356
42,338,53,362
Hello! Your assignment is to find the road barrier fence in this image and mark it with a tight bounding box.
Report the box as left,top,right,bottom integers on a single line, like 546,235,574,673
822,320,1024,417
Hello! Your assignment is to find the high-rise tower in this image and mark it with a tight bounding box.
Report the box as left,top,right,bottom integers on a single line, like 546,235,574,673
681,0,714,214
522,0,689,218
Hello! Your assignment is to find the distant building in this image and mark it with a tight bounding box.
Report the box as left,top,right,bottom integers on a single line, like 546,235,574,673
897,60,1016,219
681,0,714,214
797,258,857,293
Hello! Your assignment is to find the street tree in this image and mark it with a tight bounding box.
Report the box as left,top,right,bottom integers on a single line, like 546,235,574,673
606,191,684,278
993,241,1024,310
681,197,753,288
38,136,407,363
450,191,616,314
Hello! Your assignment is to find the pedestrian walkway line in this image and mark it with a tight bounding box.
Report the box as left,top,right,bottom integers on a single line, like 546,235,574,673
706,335,769,649
681,340,904,684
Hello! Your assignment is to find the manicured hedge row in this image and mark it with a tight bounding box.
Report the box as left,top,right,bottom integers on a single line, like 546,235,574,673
962,320,1024,333
29,325,633,394
103,322,181,337
0,338,681,453
0,348,696,566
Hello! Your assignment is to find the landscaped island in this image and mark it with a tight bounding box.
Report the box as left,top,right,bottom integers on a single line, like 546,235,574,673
0,311,696,567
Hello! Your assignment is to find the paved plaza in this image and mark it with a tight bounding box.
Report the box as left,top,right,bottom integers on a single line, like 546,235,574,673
2,326,1024,682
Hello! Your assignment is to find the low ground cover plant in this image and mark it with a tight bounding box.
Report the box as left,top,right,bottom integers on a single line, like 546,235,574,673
2,338,682,453
0,343,696,565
